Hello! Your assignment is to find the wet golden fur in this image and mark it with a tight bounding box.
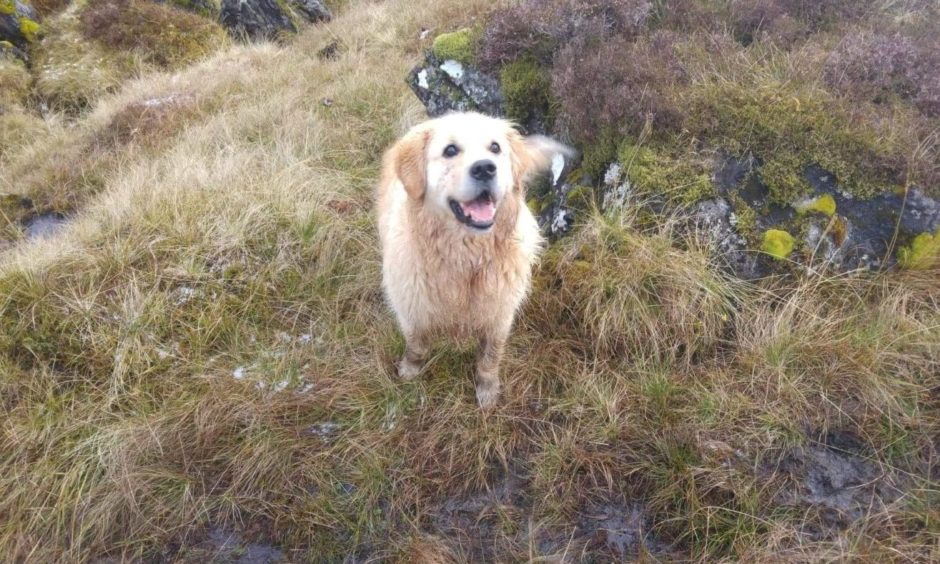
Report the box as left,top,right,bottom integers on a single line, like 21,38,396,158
376,112,570,408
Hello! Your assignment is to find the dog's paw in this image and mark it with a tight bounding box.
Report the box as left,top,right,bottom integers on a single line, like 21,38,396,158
397,357,423,381
475,380,500,410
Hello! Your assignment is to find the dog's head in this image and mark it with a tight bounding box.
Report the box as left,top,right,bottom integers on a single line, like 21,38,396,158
386,112,573,232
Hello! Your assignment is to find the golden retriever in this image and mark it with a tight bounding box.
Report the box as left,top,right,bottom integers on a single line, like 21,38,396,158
376,112,571,408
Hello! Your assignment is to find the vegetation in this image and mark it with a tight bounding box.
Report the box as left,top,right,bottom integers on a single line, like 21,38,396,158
0,0,937,562
761,228,796,259
430,27,474,64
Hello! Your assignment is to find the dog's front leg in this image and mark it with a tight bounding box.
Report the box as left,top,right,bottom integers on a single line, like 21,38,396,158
398,331,429,380
475,333,507,409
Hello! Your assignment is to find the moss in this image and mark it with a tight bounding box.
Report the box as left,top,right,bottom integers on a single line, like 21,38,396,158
0,0,14,15
431,28,475,64
897,230,940,270
618,139,714,205
795,194,836,217
689,82,905,203
565,185,594,210
18,16,40,42
761,229,795,260
499,57,553,126
578,133,618,180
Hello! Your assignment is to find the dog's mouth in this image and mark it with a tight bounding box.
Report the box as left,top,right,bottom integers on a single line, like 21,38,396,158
449,192,496,230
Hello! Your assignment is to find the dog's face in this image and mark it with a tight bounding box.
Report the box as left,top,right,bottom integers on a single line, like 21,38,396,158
390,112,572,233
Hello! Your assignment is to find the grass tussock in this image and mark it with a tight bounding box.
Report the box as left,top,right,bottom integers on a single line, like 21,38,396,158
0,0,938,561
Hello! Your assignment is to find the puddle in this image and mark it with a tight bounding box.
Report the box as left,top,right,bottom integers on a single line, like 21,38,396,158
174,527,284,563
23,212,67,240
775,432,903,537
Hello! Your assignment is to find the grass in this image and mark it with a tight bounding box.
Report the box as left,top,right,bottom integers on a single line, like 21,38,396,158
0,0,938,561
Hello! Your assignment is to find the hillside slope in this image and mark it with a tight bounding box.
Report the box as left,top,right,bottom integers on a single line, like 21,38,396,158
0,0,938,562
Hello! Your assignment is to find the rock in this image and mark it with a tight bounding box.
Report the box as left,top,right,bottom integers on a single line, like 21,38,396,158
288,0,330,23
220,0,295,40
692,198,766,279
407,53,504,117
0,0,40,51
803,165,940,270
219,0,330,40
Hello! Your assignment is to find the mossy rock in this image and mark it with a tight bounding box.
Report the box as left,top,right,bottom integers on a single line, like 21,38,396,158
431,28,475,65
688,82,906,203
0,0,41,49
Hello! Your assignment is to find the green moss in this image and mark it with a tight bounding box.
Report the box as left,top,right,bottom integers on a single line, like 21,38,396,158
499,57,553,126
689,82,905,203
431,28,475,64
618,139,714,205
795,194,836,216
566,185,594,210
897,230,940,270
18,17,40,42
761,229,795,260
578,133,618,180
0,0,14,15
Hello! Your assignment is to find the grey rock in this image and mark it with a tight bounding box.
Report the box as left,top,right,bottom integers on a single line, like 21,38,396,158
407,54,504,118
220,0,295,40
288,0,331,23
692,198,765,279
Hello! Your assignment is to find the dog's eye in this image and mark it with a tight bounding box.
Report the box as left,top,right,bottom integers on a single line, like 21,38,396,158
489,142,501,154
443,144,460,158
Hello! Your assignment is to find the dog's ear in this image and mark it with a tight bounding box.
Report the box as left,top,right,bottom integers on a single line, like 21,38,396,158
508,130,575,192
390,127,430,200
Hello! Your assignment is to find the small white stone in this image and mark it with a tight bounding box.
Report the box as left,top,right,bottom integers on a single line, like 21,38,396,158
417,69,429,89
233,367,247,380
440,60,464,80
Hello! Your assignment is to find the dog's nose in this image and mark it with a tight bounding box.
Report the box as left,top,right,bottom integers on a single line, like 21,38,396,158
470,160,497,181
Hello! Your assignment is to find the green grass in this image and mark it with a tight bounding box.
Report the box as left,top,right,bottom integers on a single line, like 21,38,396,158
0,0,938,561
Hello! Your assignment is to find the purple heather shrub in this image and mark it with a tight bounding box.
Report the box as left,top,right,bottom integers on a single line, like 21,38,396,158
477,0,653,69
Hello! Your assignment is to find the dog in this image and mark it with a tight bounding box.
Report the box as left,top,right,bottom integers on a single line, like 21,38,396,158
376,112,572,408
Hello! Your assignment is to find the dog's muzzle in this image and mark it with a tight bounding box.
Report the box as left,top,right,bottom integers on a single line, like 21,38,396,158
449,189,496,230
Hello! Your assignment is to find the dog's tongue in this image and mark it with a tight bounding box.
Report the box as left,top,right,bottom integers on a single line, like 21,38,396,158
461,198,496,223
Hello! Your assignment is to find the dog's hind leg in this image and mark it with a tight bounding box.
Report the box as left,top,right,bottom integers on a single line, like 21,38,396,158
475,333,506,409
398,331,429,380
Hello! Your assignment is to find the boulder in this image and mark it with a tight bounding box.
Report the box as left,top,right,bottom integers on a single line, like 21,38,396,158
219,0,330,40
289,0,330,23
0,0,40,52
407,53,504,118
220,0,295,39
